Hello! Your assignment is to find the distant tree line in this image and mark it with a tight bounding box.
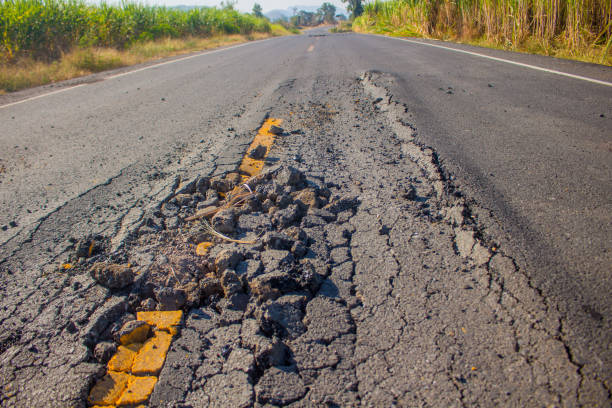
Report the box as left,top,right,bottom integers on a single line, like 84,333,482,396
251,1,363,29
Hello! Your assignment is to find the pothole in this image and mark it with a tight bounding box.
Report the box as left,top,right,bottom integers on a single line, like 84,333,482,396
59,116,359,406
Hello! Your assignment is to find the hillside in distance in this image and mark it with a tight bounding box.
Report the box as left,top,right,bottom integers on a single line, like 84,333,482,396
266,5,347,20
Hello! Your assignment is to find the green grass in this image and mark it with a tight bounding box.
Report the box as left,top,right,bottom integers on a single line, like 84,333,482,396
0,1,295,93
354,0,612,65
0,0,272,63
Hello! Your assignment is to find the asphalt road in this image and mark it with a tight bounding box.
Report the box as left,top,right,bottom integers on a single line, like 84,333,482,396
0,27,610,406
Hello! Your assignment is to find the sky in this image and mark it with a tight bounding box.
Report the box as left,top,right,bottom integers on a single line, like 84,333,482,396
147,1,347,13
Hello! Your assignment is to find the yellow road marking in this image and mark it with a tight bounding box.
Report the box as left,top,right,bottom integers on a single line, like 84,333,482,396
88,371,129,406
108,343,142,372
239,118,283,176
117,376,157,405
137,310,183,334
131,331,173,375
89,311,183,405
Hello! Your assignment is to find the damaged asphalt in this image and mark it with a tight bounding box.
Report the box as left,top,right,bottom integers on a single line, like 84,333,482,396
0,28,611,407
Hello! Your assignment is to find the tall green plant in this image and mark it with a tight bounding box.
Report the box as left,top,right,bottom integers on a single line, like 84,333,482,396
0,0,271,63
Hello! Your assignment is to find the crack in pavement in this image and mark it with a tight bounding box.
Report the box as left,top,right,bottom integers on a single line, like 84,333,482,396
0,71,608,407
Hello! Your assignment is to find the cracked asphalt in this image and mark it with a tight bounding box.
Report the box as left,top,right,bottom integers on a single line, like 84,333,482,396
0,28,611,406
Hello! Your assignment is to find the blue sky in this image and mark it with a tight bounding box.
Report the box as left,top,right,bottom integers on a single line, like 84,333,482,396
147,1,347,13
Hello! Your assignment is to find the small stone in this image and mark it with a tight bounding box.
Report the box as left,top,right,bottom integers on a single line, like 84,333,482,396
176,177,198,194
206,188,219,201
173,193,193,207
260,250,295,272
249,144,267,160
256,181,284,201
161,202,179,217
324,195,360,213
401,184,417,200
225,172,242,187
165,216,180,229
211,209,236,234
301,214,326,228
273,204,301,227
294,188,320,210
472,243,492,266
268,125,284,135
155,287,186,311
196,176,210,194
236,260,263,281
200,277,224,299
210,176,233,193
455,229,475,258
139,298,157,311
257,295,307,338
182,281,201,307
221,269,243,297
284,226,308,243
291,241,307,258
215,249,243,274
90,262,135,289
308,207,336,222
249,271,299,301
261,198,275,212
276,166,304,186
263,231,294,250
275,193,293,209
94,341,116,363
76,238,98,258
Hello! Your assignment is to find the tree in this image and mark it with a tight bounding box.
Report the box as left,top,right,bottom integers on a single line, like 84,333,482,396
220,1,236,10
291,10,316,27
340,0,363,19
252,3,263,18
318,2,336,24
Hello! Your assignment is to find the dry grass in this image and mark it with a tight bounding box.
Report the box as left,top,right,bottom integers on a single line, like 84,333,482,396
354,0,612,66
0,28,290,94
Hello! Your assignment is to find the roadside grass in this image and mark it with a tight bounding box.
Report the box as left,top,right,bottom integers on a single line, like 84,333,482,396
0,28,290,94
0,0,294,93
353,0,612,66
330,21,354,33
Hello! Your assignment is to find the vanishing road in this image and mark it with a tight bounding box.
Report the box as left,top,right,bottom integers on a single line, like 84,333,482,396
1,27,611,406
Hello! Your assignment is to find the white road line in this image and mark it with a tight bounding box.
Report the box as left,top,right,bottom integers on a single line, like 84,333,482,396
373,34,612,88
106,40,259,79
1,38,275,109
0,84,86,109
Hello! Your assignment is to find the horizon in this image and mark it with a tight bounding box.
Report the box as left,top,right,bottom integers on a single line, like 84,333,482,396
140,0,346,13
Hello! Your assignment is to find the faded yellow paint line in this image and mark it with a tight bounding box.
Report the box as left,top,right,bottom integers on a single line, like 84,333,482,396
131,331,173,375
307,44,315,52
239,118,283,176
136,310,183,332
88,371,129,406
107,343,142,372
89,311,183,406
116,375,157,406
119,324,150,345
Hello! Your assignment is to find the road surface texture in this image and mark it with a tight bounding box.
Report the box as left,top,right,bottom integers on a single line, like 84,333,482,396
0,27,610,406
